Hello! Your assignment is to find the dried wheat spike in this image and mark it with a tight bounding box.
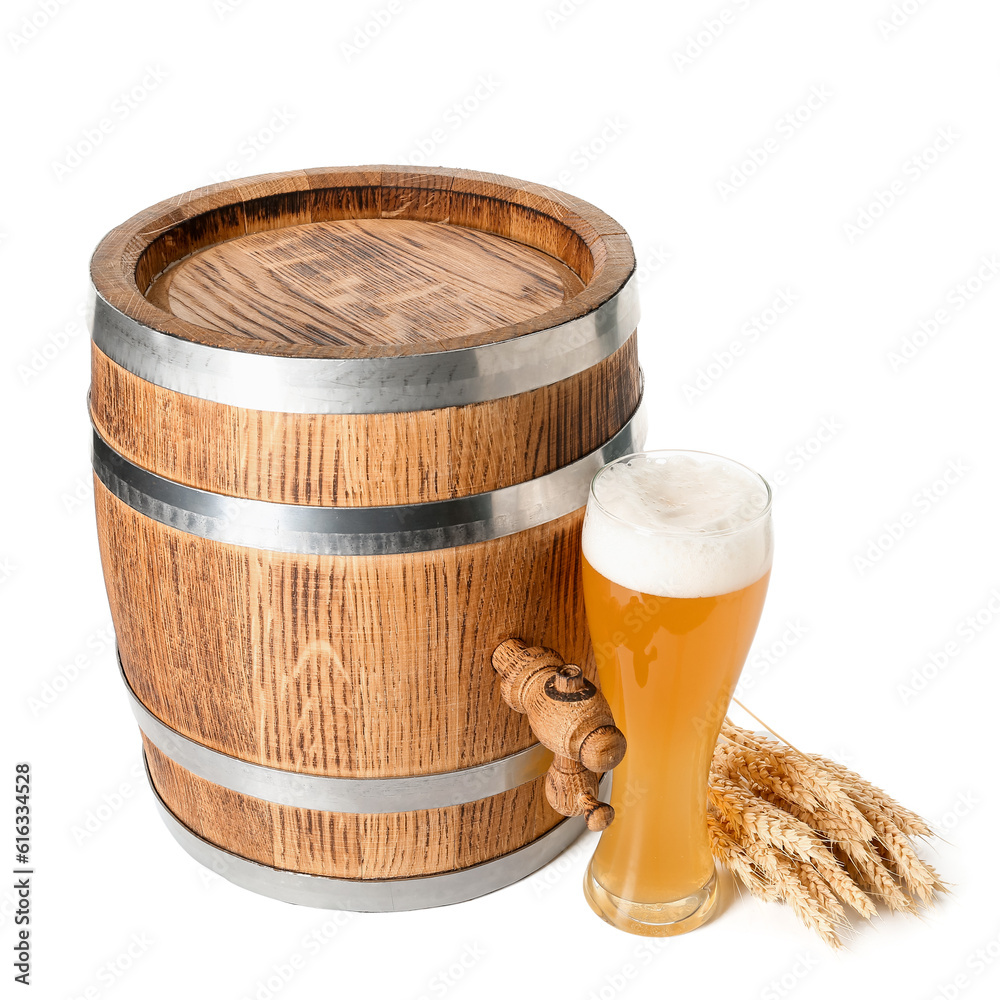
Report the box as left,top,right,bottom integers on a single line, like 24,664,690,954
708,715,944,947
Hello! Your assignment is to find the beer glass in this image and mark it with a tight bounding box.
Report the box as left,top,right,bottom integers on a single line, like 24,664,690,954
581,450,773,935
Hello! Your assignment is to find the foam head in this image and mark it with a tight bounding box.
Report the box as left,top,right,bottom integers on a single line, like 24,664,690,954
582,450,773,598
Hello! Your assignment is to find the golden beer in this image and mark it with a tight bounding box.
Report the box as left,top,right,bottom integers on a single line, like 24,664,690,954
581,450,772,935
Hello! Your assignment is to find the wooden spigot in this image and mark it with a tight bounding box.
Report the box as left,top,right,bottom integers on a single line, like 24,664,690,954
492,638,626,831
545,754,616,832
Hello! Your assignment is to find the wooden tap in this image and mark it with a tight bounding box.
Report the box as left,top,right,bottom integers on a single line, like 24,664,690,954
492,638,625,830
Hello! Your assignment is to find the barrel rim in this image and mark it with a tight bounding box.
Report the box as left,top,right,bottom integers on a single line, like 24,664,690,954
90,165,636,360
146,753,610,911
89,273,639,414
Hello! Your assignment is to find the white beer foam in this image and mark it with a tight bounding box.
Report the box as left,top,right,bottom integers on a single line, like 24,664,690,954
582,452,773,598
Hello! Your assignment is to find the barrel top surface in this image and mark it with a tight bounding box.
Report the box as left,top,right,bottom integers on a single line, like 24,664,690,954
91,165,635,359
145,218,584,351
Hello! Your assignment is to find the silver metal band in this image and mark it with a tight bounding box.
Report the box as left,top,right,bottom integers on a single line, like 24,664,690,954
146,754,609,911
92,400,646,556
92,275,639,415
122,654,552,813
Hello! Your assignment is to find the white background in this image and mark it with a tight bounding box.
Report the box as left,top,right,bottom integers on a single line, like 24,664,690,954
3,0,998,998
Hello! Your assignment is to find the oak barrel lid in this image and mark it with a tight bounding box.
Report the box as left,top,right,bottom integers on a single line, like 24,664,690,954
90,166,636,360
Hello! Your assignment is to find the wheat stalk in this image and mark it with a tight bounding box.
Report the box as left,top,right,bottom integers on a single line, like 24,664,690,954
708,717,944,947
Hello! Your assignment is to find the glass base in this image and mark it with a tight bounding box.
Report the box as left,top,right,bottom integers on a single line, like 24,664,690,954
583,863,719,937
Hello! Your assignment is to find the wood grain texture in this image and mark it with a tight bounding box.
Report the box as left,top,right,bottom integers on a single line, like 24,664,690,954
90,165,634,358
145,218,585,349
145,738,561,879
97,479,595,777
90,335,640,506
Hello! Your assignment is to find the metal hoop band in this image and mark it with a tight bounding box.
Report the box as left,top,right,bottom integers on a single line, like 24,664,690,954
122,653,552,813
92,399,646,556
91,274,639,415
145,755,609,911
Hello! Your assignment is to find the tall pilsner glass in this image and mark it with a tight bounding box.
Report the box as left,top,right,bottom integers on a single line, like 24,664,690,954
581,450,773,936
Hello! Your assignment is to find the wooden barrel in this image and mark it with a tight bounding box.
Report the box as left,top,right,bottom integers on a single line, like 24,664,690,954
89,166,644,910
